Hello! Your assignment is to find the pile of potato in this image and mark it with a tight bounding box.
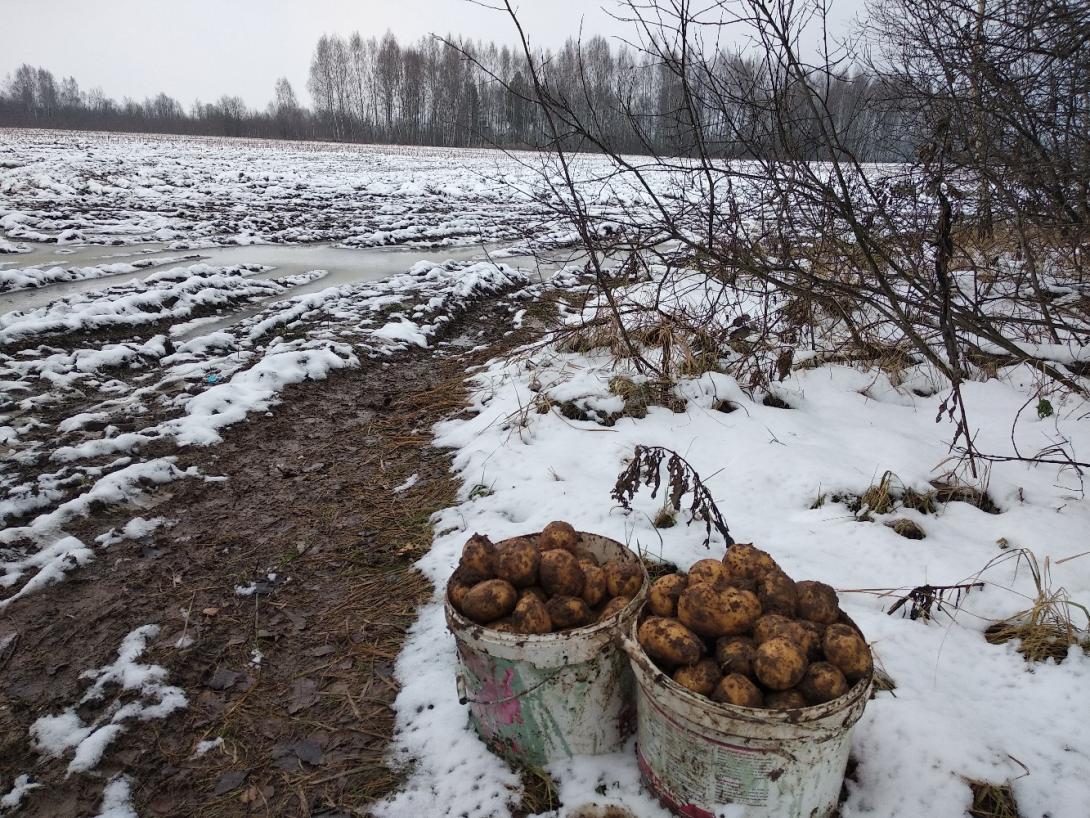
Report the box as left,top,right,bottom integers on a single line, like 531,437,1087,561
637,544,872,710
448,522,644,633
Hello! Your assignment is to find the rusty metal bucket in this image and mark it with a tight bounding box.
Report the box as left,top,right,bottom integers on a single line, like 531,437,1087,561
445,532,648,766
620,616,872,818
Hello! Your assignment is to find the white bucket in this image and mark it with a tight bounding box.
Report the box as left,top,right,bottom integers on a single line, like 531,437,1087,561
445,532,648,766
621,617,872,818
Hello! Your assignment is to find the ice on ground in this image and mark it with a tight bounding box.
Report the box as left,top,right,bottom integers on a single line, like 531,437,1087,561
393,474,419,493
30,625,187,775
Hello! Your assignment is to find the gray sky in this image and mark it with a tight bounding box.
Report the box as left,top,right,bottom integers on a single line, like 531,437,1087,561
0,0,864,110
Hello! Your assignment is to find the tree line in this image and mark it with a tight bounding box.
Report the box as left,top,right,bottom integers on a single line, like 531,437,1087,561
0,30,912,160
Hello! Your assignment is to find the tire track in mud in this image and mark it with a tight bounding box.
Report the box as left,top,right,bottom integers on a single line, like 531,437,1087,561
0,297,537,817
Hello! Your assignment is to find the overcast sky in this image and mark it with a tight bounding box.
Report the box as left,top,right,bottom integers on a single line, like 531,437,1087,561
0,0,864,110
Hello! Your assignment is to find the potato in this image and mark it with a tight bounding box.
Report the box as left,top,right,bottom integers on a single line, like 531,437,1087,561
822,624,872,681
752,613,792,644
512,593,552,634
572,545,600,565
580,561,608,607
459,533,495,583
597,596,631,622
494,539,540,588
724,576,758,594
546,595,592,630
637,617,704,668
722,543,779,581
486,617,517,633
447,565,476,612
796,580,840,624
538,521,579,552
461,579,518,624
604,560,643,598
539,549,585,597
754,636,809,690
757,570,798,617
795,620,826,659
518,586,548,603
679,585,762,638
714,636,756,677
799,661,849,704
711,673,764,708
765,689,808,709
648,573,688,618
688,559,730,589
673,659,720,696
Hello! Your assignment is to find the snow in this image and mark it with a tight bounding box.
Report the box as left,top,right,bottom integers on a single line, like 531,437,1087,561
29,625,187,775
373,319,429,348
192,737,223,757
92,776,138,818
393,473,420,493
0,775,40,813
378,325,1090,815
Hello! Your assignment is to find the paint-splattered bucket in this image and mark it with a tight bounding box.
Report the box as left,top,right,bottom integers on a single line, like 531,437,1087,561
445,532,648,766
620,617,872,818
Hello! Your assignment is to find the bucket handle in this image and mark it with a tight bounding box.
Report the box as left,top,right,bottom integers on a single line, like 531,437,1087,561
456,665,575,706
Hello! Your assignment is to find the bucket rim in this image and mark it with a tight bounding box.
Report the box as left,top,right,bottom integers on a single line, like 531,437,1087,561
446,531,649,645
623,610,873,727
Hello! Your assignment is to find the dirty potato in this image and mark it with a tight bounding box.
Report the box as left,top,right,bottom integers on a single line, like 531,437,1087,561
461,579,518,624
494,539,540,588
754,636,809,690
538,520,579,552
752,613,792,644
711,673,764,708
799,661,850,704
679,585,762,638
545,595,592,630
460,533,496,583
714,636,757,677
597,596,631,622
518,586,548,603
688,558,730,589
580,561,608,607
539,549,585,597
822,624,873,681
604,560,643,598
512,593,552,635
648,573,688,618
486,617,517,633
796,580,840,624
764,689,808,709
722,543,779,581
637,617,704,668
673,659,721,697
757,570,798,617
447,565,476,612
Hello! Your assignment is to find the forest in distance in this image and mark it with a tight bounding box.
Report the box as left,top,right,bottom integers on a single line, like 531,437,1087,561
0,29,911,160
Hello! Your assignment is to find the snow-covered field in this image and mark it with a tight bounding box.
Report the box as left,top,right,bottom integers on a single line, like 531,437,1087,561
2,130,1088,817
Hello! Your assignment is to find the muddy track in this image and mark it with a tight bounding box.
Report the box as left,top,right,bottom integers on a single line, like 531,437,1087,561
0,297,530,817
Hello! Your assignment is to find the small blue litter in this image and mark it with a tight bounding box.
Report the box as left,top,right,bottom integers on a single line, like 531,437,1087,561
206,374,220,384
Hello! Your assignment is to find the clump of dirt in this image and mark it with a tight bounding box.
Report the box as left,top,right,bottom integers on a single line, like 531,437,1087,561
0,298,532,817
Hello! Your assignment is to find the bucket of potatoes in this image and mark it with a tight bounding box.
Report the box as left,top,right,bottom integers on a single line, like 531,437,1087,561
634,544,873,709
446,521,646,633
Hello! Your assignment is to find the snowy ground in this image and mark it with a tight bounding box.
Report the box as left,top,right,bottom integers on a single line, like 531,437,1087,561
380,284,1090,816
2,130,1088,817
0,129,633,251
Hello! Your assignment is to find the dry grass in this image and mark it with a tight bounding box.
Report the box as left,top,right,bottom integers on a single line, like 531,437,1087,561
886,518,926,539
982,549,1089,663
967,779,1022,818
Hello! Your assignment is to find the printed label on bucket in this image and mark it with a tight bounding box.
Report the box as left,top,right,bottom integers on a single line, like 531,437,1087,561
638,686,780,808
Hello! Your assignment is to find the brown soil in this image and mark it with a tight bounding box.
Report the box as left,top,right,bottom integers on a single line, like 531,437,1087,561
0,298,530,817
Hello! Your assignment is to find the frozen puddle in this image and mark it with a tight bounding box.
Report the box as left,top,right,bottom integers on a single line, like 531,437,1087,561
0,240,580,332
